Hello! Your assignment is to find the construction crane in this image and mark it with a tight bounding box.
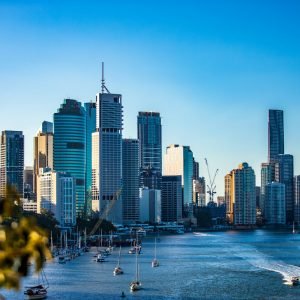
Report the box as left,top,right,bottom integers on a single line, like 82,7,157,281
88,187,122,237
204,158,219,204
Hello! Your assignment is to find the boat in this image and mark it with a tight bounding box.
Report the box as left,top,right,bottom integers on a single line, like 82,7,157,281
128,245,141,254
113,246,123,275
291,276,299,286
151,237,159,268
130,235,142,292
293,222,296,234
96,254,105,263
24,269,48,300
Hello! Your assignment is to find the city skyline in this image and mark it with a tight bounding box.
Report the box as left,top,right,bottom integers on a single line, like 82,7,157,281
1,1,300,197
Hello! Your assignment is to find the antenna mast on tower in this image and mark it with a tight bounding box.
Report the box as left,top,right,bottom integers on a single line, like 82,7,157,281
101,62,110,94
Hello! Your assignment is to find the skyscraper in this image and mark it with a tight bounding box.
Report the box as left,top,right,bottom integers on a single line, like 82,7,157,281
37,168,76,227
294,176,300,224
84,102,96,215
260,162,275,215
225,163,256,226
122,139,140,223
161,175,182,222
91,131,99,212
193,158,199,180
137,112,162,189
275,154,294,223
41,121,53,134
265,182,285,225
24,166,33,200
0,131,24,197
164,144,193,217
33,122,53,195
53,99,86,215
96,84,123,224
268,109,284,162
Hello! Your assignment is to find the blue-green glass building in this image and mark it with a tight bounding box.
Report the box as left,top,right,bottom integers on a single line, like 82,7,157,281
54,99,86,216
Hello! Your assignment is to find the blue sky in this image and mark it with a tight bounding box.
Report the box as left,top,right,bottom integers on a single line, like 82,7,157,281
1,0,300,196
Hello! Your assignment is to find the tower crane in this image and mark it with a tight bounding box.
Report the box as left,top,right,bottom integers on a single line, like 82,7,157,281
204,158,219,205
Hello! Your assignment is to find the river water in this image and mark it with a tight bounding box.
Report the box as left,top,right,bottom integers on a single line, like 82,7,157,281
2,230,300,299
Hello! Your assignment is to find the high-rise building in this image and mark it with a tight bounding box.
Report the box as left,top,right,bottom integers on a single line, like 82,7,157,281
122,139,140,223
24,166,33,200
37,168,76,227
161,175,182,222
217,196,225,207
294,176,300,224
225,173,233,223
53,99,86,215
139,188,161,223
91,131,99,212
164,144,193,217
96,89,123,224
268,109,284,162
0,131,24,197
265,182,285,224
275,154,294,223
41,121,53,134
84,102,96,215
33,123,53,195
193,179,206,207
193,158,199,180
137,112,162,189
225,163,256,226
260,162,275,215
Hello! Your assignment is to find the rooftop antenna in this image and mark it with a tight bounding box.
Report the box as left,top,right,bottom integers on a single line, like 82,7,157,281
101,62,110,94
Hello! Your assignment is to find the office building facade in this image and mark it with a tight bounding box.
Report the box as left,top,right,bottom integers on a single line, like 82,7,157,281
33,124,53,195
275,154,294,223
265,182,285,224
268,109,284,162
122,139,140,223
97,92,123,224
37,168,76,227
164,144,193,216
161,175,182,222
53,99,86,215
0,130,24,197
137,112,162,189
84,102,97,215
225,163,256,226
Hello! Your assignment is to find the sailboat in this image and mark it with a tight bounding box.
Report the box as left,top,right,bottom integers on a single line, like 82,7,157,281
293,222,296,234
113,246,124,275
24,269,49,300
151,237,159,268
130,240,142,291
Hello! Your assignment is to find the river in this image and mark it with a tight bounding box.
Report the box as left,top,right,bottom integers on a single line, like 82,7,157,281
2,230,300,299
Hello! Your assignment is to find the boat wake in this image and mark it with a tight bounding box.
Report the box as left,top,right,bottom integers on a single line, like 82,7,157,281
234,245,300,284
193,232,215,237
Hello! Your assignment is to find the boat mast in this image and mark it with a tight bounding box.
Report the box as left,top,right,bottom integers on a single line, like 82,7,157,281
154,237,157,260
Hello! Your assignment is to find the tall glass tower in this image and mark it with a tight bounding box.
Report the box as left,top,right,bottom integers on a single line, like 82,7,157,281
84,102,96,216
53,99,86,215
97,91,123,224
0,131,24,197
164,144,193,217
268,109,284,162
137,112,162,189
122,139,139,223
275,154,294,223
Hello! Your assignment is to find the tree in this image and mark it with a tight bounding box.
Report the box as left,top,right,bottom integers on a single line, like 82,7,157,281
0,186,51,290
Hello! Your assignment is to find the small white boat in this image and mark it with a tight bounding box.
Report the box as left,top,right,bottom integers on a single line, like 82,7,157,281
24,269,48,300
113,246,123,275
128,245,141,254
130,239,141,292
24,285,47,299
96,254,105,263
151,238,159,268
